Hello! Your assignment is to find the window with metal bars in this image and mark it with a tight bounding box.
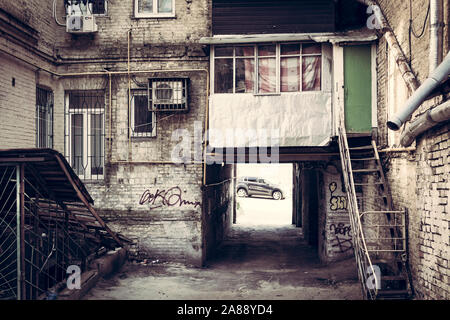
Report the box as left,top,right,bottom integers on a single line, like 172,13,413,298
65,0,107,15
148,78,188,112
36,87,54,148
64,90,105,180
130,89,156,137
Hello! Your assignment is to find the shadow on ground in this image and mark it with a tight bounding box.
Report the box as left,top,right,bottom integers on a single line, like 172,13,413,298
84,225,362,300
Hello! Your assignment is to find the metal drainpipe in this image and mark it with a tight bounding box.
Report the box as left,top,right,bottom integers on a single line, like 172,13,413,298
430,0,443,73
387,51,450,131
399,99,450,147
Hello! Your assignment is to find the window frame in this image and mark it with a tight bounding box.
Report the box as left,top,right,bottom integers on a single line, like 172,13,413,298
130,89,157,138
64,90,105,181
92,0,108,16
65,0,108,16
134,0,176,18
36,87,54,149
212,42,322,95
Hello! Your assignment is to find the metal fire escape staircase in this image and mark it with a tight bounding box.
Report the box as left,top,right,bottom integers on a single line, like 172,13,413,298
337,111,413,300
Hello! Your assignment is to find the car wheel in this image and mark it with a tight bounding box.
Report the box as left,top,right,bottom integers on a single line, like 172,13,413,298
272,191,282,200
237,188,248,197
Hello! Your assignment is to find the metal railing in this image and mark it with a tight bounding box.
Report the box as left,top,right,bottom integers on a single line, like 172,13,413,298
336,104,379,300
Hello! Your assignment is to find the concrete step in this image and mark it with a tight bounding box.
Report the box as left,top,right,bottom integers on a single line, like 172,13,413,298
376,289,410,300
351,157,376,161
352,169,379,173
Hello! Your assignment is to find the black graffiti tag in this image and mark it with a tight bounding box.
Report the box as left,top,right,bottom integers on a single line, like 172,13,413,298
331,236,354,253
330,223,353,253
329,223,352,237
139,186,201,210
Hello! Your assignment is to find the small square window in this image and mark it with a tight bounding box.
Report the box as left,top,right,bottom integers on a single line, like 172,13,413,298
131,90,156,137
135,0,175,18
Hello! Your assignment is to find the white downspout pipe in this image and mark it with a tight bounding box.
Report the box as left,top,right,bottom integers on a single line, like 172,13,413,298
387,51,450,131
430,0,443,73
400,99,450,146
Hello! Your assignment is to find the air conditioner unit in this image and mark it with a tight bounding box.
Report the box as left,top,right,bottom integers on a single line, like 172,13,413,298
149,78,189,112
66,15,98,33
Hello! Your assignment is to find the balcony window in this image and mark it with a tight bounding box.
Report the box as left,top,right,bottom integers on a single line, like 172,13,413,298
213,43,322,94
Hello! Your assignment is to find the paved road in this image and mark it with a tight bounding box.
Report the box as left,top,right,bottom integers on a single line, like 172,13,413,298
236,195,292,226
84,225,361,300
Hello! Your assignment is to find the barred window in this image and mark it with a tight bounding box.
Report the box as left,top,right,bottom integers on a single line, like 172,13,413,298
36,87,53,148
130,90,156,137
65,90,105,180
66,0,107,15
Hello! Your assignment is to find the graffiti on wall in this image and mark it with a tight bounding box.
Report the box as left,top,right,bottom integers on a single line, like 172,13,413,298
139,186,201,210
329,182,348,211
329,222,353,253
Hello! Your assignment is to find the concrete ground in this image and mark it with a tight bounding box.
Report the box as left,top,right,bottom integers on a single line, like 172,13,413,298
84,223,362,300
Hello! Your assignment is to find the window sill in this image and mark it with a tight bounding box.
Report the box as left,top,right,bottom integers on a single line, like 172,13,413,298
81,178,105,184
133,13,176,19
253,93,281,97
131,135,157,140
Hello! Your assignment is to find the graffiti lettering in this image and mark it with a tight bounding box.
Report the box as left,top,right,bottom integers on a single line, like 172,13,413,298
139,186,201,210
329,223,352,237
329,182,347,211
330,223,353,253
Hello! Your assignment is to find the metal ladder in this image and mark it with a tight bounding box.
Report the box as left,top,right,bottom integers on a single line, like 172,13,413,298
337,113,413,300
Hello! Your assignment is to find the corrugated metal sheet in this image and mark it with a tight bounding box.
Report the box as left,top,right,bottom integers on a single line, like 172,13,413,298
212,0,336,35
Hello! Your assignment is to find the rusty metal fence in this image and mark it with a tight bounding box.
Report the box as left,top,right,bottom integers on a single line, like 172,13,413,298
0,151,125,300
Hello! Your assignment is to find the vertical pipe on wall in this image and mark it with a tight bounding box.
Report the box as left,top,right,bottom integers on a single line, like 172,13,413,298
108,72,112,159
430,0,443,73
128,29,132,160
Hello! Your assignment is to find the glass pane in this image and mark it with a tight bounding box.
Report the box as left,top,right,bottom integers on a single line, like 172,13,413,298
303,43,321,54
138,0,153,13
258,58,276,93
158,0,172,13
258,45,276,56
134,95,153,133
281,43,300,56
214,58,233,93
215,46,233,57
71,114,84,175
91,114,103,175
281,57,300,92
235,59,254,93
235,46,254,57
302,56,321,91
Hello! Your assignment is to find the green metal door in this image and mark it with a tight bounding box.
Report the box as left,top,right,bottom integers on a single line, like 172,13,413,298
344,45,372,133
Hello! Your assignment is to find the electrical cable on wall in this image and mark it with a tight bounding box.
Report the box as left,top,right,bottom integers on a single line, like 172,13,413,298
410,0,430,39
53,0,66,26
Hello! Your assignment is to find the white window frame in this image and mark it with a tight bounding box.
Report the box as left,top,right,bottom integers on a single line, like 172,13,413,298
134,0,176,18
212,43,323,95
65,93,105,180
130,90,157,138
